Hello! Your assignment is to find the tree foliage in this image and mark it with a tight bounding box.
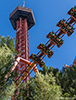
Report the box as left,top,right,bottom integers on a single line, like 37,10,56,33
0,35,15,100
60,66,76,98
0,35,15,52
40,65,76,99
15,73,62,100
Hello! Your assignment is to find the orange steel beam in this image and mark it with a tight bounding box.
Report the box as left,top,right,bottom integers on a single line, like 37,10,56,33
64,64,70,68
16,61,36,86
5,57,39,81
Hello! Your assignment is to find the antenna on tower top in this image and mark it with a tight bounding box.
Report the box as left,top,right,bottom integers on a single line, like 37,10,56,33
23,1,25,7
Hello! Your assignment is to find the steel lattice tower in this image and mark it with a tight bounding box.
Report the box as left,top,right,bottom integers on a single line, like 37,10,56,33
9,6,35,82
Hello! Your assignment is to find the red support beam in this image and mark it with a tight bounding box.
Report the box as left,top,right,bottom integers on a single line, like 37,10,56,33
15,18,30,82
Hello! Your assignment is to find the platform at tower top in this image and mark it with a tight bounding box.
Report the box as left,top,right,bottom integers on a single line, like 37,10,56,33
9,6,35,30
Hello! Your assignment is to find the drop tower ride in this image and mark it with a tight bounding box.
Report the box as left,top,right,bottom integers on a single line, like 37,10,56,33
9,5,35,82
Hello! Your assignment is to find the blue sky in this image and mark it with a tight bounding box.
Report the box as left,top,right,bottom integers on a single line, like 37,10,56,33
0,0,76,75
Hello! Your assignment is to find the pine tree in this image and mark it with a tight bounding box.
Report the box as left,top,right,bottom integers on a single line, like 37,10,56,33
0,35,16,99
6,36,15,52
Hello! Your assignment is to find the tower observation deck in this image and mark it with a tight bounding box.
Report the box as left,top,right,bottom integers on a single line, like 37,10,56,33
9,5,35,82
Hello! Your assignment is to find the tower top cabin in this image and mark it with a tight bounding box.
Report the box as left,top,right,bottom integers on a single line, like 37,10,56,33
9,6,35,30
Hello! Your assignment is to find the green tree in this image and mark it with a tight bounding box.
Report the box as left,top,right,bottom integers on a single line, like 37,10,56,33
40,65,61,85
15,73,62,100
39,65,76,99
39,65,48,75
60,66,76,98
0,36,16,100
47,65,76,99
0,35,6,46
6,36,15,52
0,35,15,52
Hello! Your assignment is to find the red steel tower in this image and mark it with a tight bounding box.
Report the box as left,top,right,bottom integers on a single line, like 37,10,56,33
9,6,35,82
